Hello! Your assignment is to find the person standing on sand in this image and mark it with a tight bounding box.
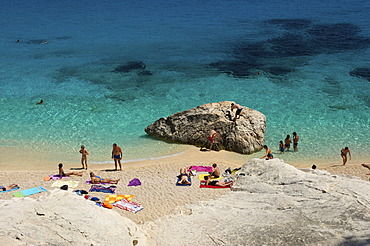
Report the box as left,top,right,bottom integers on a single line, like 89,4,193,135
112,143,123,171
208,129,222,151
284,135,292,151
231,103,243,122
293,132,299,152
79,145,89,170
261,145,273,159
341,147,351,165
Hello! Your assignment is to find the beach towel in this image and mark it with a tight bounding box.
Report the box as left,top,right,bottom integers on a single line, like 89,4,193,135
13,186,47,197
176,176,192,186
199,181,231,189
128,178,141,186
89,185,117,194
198,174,223,181
114,198,144,213
105,194,134,204
0,187,20,193
188,166,212,172
47,175,68,181
86,180,110,185
51,180,79,188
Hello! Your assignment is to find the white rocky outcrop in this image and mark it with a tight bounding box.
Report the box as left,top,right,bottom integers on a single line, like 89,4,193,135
0,190,146,246
145,101,266,154
146,159,370,246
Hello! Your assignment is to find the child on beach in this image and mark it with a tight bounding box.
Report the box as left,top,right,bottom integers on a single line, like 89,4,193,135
279,141,285,154
58,163,83,177
79,145,89,170
261,145,273,160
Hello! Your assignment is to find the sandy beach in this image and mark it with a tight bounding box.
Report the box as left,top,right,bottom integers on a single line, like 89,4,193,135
1,146,369,245
1,146,369,223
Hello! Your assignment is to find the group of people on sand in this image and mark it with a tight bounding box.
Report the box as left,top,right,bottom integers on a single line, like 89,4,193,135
78,143,123,171
177,163,234,187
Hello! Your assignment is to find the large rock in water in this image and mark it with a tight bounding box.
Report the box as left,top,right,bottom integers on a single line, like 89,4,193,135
145,101,266,154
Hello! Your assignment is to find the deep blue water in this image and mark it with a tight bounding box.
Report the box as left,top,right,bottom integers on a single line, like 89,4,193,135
0,0,369,166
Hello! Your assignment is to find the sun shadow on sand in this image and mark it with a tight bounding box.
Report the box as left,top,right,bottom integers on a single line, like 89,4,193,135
70,167,85,170
102,169,120,172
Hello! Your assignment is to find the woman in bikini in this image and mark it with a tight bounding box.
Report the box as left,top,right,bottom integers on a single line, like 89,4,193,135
340,147,351,165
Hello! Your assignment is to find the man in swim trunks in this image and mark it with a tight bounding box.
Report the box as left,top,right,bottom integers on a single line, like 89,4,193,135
90,172,120,184
79,145,89,170
261,145,273,159
206,163,221,180
112,143,123,171
293,132,299,152
208,129,222,151
340,147,352,165
231,103,243,122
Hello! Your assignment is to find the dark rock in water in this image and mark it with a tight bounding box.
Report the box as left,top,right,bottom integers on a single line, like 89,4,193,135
209,60,259,77
264,66,294,76
269,34,314,57
113,61,146,73
266,18,312,30
137,70,152,76
308,23,370,52
209,21,370,79
350,68,370,81
145,101,266,154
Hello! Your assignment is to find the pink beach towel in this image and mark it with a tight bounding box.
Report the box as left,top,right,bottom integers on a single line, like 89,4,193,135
114,198,144,213
188,166,212,172
49,175,68,180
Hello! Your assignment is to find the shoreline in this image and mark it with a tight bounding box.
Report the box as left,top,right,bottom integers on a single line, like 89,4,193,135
0,144,368,172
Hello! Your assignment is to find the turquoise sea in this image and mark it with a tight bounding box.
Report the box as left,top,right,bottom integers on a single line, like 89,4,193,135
0,0,369,167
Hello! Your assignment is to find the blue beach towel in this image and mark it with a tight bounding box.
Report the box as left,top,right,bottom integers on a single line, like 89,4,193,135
89,185,117,194
13,186,47,197
0,187,20,193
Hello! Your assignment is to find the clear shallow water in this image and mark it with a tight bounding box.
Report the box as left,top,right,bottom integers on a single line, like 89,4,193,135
0,0,369,167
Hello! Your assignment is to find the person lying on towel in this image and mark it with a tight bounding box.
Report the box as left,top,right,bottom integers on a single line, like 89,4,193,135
206,179,234,187
177,168,191,185
0,184,19,191
90,172,120,184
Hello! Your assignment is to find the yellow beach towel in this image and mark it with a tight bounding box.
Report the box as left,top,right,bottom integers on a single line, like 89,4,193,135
105,194,134,204
198,174,223,181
